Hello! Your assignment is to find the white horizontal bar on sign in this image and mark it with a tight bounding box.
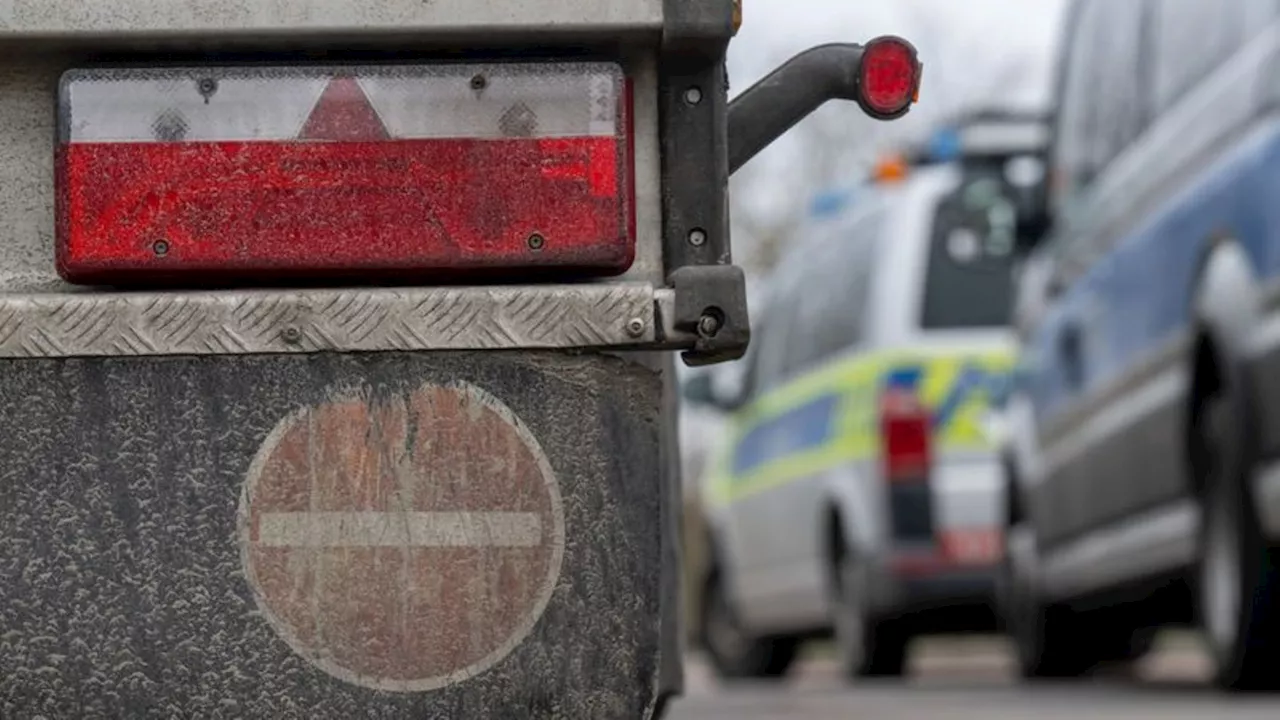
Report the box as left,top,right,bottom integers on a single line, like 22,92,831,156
65,63,621,143
255,511,543,548
0,0,664,35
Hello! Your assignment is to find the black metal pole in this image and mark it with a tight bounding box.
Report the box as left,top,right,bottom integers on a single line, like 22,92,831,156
726,43,865,175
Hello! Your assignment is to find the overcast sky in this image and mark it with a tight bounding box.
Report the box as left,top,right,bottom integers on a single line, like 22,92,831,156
728,0,1067,106
722,0,1069,273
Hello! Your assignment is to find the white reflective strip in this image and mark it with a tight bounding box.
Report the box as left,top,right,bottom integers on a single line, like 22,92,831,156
362,67,620,139
67,77,330,142
65,63,621,142
255,511,542,548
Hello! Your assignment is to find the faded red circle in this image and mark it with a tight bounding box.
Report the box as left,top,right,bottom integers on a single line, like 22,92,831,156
240,382,563,691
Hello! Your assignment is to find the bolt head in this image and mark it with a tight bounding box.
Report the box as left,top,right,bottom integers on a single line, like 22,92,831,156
688,229,707,247
626,318,646,338
684,87,703,105
697,314,721,338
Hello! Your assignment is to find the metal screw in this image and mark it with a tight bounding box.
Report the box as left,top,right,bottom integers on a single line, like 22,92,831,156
697,312,722,339
626,318,646,338
527,233,546,251
688,229,707,247
197,78,218,101
684,86,703,105
152,239,170,257
470,74,488,91
281,326,302,345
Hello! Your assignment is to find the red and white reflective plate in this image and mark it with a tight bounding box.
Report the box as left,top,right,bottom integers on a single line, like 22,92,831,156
939,528,1003,565
56,62,633,285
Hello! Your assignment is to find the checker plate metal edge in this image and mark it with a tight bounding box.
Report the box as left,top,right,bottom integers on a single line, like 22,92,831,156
0,284,656,357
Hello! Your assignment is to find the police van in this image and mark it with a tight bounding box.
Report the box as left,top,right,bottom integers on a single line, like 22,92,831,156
695,115,1048,679
997,0,1280,692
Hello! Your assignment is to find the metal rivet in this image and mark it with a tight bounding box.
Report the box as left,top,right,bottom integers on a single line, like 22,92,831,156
688,229,707,247
626,318,646,338
527,233,546,251
281,326,302,345
197,78,218,101
470,74,488,91
697,313,722,339
152,239,170,257
684,86,703,105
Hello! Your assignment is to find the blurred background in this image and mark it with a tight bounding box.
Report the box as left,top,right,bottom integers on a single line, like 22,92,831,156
727,0,1058,276
670,0,1280,717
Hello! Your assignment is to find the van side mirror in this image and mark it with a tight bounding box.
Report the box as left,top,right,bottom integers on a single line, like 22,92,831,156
1016,208,1052,253
681,374,718,407
998,151,1049,252
716,386,750,413
1005,154,1051,252
682,368,753,412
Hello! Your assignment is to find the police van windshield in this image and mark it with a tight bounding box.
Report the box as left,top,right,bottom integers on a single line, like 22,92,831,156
920,163,1018,329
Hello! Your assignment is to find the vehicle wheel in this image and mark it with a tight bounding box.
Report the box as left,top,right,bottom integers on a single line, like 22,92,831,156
1002,524,1091,678
699,570,798,679
832,551,908,678
1197,384,1280,691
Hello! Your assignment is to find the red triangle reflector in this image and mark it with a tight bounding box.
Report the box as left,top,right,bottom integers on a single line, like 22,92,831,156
298,77,390,141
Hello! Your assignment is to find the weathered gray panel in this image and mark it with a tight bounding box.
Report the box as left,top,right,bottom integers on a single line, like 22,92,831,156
0,351,664,718
0,0,663,36
0,283,656,357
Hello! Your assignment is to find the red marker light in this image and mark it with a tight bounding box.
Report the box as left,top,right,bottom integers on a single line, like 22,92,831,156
858,36,921,120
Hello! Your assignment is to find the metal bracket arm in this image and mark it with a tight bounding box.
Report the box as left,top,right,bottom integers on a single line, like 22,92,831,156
727,43,867,175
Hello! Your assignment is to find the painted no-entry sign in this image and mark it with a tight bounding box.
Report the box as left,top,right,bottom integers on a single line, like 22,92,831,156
238,381,565,692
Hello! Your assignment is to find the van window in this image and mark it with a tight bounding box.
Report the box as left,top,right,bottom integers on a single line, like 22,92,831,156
920,167,1016,329
1050,0,1101,210
1087,0,1150,179
781,207,884,374
1151,0,1271,113
1051,0,1150,210
749,292,793,396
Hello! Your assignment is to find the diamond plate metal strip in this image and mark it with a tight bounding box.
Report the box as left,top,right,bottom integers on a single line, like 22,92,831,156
0,284,656,358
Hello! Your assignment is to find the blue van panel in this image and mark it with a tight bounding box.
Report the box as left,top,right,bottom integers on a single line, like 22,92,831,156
1030,121,1280,425
731,393,841,476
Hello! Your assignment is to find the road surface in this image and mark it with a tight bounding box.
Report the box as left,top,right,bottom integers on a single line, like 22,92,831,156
668,635,1280,719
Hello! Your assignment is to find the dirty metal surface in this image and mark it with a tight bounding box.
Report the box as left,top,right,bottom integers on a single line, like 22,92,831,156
0,283,656,357
0,350,664,718
0,0,663,37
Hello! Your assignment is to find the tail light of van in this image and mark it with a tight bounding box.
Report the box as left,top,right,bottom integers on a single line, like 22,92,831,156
880,386,931,481
56,62,633,285
881,386,935,545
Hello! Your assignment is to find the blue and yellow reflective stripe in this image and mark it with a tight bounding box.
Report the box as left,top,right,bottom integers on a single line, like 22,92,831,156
704,349,1014,507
